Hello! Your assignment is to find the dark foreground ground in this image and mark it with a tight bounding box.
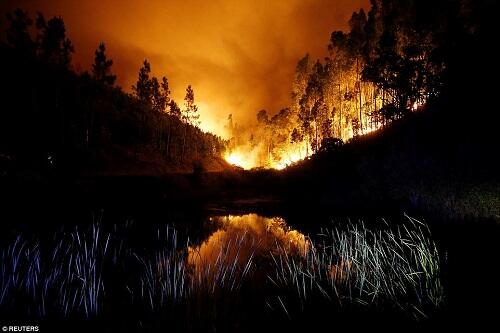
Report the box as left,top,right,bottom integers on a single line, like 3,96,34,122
1,109,499,332
1,168,499,332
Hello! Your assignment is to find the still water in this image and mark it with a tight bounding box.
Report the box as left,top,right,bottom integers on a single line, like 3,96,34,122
187,214,310,285
0,207,445,322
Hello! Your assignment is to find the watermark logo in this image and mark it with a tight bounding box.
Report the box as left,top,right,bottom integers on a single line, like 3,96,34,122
1,326,39,332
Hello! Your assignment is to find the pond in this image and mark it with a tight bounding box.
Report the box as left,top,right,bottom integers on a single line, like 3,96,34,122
188,214,310,288
0,208,445,330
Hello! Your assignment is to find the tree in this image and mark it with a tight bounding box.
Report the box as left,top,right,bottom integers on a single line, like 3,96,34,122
180,85,200,160
328,31,351,67
348,9,367,133
291,54,312,115
160,77,171,111
290,128,303,144
182,85,200,127
169,100,181,118
363,0,382,64
151,77,164,113
327,31,350,140
257,109,269,125
300,60,326,154
36,13,74,67
132,60,152,106
92,42,116,86
348,9,367,55
5,9,35,55
165,99,181,158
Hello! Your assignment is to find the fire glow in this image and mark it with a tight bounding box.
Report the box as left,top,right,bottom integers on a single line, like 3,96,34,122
223,123,381,170
223,100,425,170
224,148,305,170
224,151,253,170
187,214,310,284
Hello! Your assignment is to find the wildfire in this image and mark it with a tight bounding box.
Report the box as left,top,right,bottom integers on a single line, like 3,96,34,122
224,151,256,169
223,104,408,171
223,102,427,171
225,142,307,170
360,124,379,135
271,151,304,170
225,150,302,170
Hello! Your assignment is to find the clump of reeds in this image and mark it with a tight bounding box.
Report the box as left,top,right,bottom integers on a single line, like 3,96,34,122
134,225,188,310
134,228,257,313
0,224,110,317
0,215,444,322
266,215,444,319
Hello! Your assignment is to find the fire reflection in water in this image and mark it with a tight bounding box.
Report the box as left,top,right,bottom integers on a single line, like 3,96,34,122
187,214,309,290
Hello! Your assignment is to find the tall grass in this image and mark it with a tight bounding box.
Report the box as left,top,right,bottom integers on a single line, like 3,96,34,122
0,215,444,323
0,224,110,317
188,230,257,295
134,227,258,314
267,215,444,318
134,226,188,310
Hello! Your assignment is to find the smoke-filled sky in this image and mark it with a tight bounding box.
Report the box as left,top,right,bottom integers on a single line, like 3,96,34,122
1,0,368,137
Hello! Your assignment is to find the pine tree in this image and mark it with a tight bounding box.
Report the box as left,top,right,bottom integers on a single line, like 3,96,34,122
132,60,152,106
151,77,163,113
166,100,181,158
169,100,181,118
5,9,35,54
182,85,200,127
92,42,116,86
180,85,200,160
35,13,74,67
160,77,171,111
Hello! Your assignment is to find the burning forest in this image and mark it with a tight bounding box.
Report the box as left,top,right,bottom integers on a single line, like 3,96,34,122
224,2,443,169
0,0,498,332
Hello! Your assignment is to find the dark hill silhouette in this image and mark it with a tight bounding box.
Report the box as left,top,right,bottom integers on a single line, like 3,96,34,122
0,10,229,180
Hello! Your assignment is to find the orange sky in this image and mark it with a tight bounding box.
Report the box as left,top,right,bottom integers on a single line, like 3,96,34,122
0,0,368,137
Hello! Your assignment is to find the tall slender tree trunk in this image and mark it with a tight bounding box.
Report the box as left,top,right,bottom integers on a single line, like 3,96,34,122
182,124,187,161
306,130,310,157
166,118,171,158
374,86,377,128
357,58,363,134
382,88,386,127
338,83,342,139
315,117,319,153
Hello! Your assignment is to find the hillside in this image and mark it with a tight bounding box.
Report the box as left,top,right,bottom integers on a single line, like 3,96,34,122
281,107,499,221
0,14,229,180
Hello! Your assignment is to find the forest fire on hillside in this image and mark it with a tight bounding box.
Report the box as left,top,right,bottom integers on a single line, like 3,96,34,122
224,151,254,170
222,34,431,171
223,95,426,170
223,105,388,170
224,143,307,170
220,1,437,171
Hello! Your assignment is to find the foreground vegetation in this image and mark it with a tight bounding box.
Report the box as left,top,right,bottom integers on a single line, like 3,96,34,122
0,215,443,331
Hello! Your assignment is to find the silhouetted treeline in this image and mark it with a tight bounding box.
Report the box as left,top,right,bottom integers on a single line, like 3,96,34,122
227,0,497,168
0,9,227,176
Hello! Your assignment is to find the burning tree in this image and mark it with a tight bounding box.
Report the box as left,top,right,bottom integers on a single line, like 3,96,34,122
226,0,447,170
